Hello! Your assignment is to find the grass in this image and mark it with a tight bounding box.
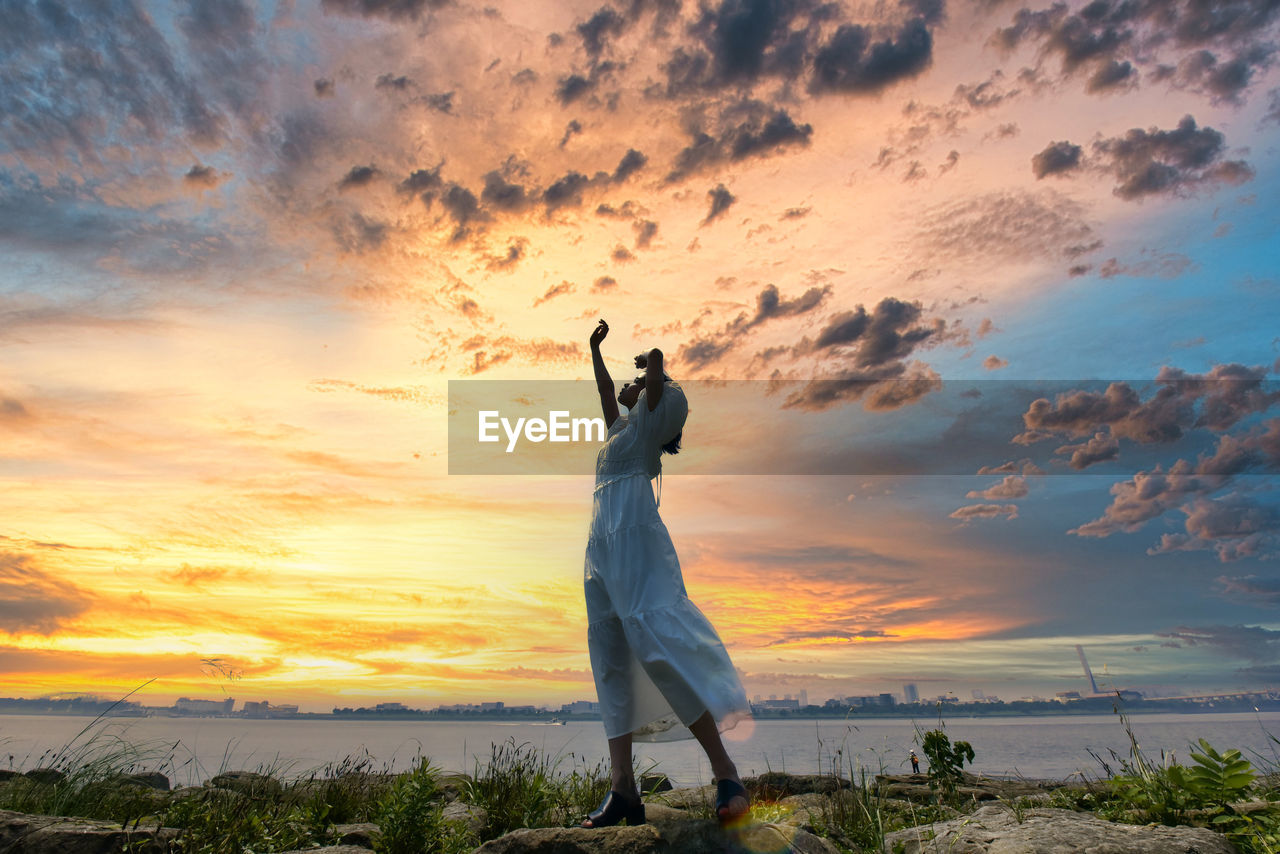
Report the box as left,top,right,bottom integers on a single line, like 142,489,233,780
8,703,1280,854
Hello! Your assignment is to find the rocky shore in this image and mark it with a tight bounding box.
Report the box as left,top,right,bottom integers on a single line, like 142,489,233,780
0,767,1247,853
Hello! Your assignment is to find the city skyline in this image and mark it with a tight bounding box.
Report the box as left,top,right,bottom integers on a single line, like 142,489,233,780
2,0,1280,711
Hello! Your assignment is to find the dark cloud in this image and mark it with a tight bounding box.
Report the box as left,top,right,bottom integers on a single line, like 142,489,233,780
421,91,454,113
702,183,736,225
950,503,1019,521
555,73,597,105
659,0,936,98
1162,47,1276,104
1018,364,1280,446
966,475,1029,500
314,78,335,97
1068,413,1280,552
543,171,596,212
1031,141,1083,178
533,281,575,307
375,73,413,91
781,206,811,219
593,275,618,290
485,239,527,271
560,119,583,148
1145,486,1280,561
399,166,444,197
612,149,648,182
1055,431,1120,470
1086,58,1135,92
577,6,627,57
331,212,389,253
611,244,636,262
184,164,225,188
810,18,934,94
1090,115,1253,200
992,0,1280,102
1156,624,1280,663
0,551,93,634
320,0,451,21
667,106,813,181
439,184,486,241
339,164,380,190
678,282,831,368
480,171,530,212
1218,575,1280,606
633,219,658,248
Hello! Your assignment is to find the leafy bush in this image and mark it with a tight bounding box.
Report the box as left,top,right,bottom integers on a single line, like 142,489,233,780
918,728,975,804
375,757,473,854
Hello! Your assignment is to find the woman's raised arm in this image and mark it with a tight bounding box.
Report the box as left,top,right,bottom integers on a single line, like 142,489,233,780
590,319,621,428
642,347,664,411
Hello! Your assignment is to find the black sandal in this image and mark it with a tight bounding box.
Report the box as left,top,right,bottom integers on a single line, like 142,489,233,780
715,778,749,824
582,790,645,828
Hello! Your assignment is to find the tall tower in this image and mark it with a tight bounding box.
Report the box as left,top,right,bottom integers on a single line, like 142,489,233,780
1076,645,1101,694
903,683,919,703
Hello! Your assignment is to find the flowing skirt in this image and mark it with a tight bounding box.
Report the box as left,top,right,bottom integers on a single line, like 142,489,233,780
584,472,749,741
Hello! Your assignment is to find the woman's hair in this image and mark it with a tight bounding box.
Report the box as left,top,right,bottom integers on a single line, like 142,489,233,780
661,430,682,456
639,373,683,455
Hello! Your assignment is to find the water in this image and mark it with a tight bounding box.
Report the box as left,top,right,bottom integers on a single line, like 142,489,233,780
3,713,1279,787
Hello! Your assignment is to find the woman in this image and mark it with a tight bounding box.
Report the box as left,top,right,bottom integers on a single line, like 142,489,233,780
581,318,751,829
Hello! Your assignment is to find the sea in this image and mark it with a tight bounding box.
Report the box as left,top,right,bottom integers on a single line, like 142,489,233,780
3,712,1280,788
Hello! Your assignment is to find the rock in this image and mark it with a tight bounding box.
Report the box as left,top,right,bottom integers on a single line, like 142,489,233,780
330,822,380,848
751,773,851,798
280,847,371,854
876,772,1057,804
22,769,65,785
881,803,1239,854
0,770,21,782
206,771,282,797
442,801,487,835
473,815,840,853
640,773,673,793
114,772,170,791
0,809,177,854
646,784,716,812
438,771,472,801
774,792,833,828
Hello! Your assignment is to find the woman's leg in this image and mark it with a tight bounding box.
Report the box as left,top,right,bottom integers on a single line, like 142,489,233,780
689,711,748,817
582,731,639,827
607,731,636,793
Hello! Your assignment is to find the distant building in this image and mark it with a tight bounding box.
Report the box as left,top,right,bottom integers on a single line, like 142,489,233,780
560,700,600,713
174,697,234,715
903,684,919,703
754,698,799,710
480,701,504,711
799,690,809,707
879,693,896,707
376,702,408,711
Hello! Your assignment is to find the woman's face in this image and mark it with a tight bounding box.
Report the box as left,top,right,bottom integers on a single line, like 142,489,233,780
617,376,644,409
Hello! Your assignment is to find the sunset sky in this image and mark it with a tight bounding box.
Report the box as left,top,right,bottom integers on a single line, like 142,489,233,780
2,0,1280,712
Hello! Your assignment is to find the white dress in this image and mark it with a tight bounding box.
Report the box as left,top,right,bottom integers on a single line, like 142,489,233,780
584,381,750,741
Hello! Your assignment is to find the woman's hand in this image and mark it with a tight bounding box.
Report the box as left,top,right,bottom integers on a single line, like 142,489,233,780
590,319,609,348
634,352,647,369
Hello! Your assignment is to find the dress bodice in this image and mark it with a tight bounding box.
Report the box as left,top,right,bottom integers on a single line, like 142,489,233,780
594,381,687,484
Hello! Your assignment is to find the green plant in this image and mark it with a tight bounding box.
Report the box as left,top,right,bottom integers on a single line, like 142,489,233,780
918,728,975,804
374,757,472,854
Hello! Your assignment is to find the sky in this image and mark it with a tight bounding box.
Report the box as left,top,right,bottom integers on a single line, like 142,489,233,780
1,0,1280,713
